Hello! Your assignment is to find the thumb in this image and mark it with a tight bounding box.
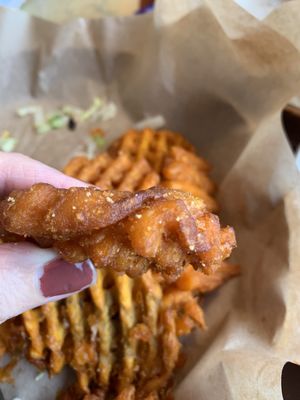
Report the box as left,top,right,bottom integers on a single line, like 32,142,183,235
0,242,96,323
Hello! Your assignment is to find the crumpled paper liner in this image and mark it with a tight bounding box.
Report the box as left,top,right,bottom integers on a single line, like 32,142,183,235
0,0,300,398
22,0,140,22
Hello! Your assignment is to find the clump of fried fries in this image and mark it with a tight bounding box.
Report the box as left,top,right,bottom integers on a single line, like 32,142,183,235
0,129,239,399
0,129,235,278
0,184,235,279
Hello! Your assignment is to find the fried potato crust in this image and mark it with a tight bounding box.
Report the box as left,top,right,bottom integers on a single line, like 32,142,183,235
0,184,236,278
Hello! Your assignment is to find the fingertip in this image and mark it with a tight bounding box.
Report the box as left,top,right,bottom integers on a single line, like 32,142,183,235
0,152,89,196
0,242,96,321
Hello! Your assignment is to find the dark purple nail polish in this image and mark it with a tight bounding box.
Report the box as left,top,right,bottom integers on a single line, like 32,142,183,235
40,258,95,298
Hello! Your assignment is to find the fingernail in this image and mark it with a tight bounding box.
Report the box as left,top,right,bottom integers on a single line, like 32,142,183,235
39,258,95,297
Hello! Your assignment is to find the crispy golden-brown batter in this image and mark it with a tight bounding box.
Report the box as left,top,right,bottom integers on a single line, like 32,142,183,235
0,128,239,400
0,184,235,278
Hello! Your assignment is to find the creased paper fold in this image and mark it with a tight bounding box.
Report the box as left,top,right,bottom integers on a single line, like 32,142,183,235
0,1,300,398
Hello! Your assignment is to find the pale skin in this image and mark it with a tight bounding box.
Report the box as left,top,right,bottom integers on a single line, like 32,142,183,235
0,152,96,323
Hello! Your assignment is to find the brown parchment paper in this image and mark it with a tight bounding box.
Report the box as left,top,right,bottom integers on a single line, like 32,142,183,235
1,0,300,398
22,0,140,22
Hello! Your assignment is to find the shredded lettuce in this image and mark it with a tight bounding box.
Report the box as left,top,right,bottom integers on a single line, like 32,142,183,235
81,97,103,121
36,122,52,134
93,134,106,149
47,113,69,129
33,108,46,127
0,131,17,152
17,97,117,135
62,105,83,120
17,105,41,117
93,102,117,122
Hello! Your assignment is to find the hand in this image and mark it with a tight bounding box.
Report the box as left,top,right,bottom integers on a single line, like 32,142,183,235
0,152,96,323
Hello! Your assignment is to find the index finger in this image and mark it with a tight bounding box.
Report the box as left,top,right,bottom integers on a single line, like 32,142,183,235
0,152,88,197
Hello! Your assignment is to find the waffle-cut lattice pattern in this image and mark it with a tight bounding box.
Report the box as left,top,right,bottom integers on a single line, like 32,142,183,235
14,131,206,399
21,269,198,399
0,129,238,400
89,270,114,388
108,129,194,171
64,129,217,211
42,302,65,375
64,152,158,193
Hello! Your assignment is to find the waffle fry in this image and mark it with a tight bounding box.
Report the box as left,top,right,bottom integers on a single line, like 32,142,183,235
63,156,90,178
117,159,152,191
63,129,217,211
89,270,114,388
138,171,160,191
22,309,45,360
167,145,210,171
139,308,180,397
114,274,137,390
42,302,65,374
16,269,194,398
114,385,135,400
1,184,235,278
174,262,240,293
62,132,211,397
0,128,239,400
161,288,206,339
109,129,194,169
77,153,112,183
138,271,162,382
66,293,91,392
95,153,132,188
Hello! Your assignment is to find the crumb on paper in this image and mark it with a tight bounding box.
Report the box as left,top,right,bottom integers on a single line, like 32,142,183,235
35,372,45,381
134,115,166,130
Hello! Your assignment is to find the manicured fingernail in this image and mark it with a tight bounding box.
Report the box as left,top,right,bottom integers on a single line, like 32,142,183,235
40,258,95,297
